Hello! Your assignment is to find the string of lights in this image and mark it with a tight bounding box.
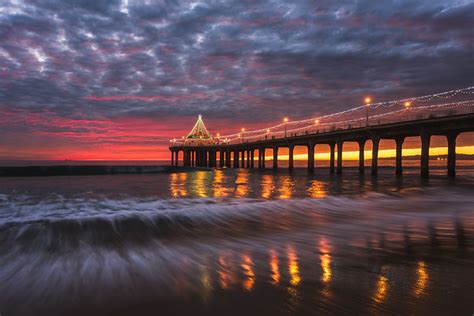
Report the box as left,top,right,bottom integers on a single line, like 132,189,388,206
170,86,474,145
221,100,474,143
217,86,474,139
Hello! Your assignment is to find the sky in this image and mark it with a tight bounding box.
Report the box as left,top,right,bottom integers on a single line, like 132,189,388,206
0,0,473,160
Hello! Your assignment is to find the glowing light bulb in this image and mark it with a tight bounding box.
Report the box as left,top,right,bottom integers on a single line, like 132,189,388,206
404,101,411,108
364,97,372,104
284,117,288,123
315,119,320,124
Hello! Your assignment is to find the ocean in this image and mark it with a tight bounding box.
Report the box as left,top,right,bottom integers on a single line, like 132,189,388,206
0,165,473,315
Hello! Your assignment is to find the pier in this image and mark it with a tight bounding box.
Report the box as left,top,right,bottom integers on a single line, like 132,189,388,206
170,91,474,178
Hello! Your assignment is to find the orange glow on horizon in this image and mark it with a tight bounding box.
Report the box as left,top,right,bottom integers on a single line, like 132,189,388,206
12,144,474,162
263,145,474,161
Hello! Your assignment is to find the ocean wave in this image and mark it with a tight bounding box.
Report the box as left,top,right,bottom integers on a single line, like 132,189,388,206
0,188,473,252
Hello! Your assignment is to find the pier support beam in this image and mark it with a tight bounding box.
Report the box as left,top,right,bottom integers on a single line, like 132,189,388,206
209,150,216,167
202,151,206,167
273,147,278,169
183,150,190,167
261,148,266,168
358,139,366,174
257,149,261,168
395,137,404,176
246,150,251,168
371,137,380,176
241,150,246,168
188,150,193,167
219,150,224,168
329,143,335,174
250,150,255,168
171,151,174,166
233,150,239,168
226,150,231,168
200,150,205,167
420,132,430,178
308,142,315,172
207,150,212,167
447,132,458,178
288,145,294,170
336,141,343,174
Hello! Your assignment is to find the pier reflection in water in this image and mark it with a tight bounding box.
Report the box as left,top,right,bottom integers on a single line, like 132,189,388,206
0,168,473,315
132,214,468,316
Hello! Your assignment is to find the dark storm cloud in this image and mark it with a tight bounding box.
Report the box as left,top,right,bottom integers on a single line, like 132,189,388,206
1,0,473,123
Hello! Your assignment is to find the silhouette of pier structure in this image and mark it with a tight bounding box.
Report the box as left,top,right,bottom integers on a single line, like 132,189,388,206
170,88,474,177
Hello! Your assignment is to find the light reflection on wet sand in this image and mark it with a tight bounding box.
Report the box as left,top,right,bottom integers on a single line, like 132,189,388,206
269,249,280,286
414,261,429,297
372,266,389,305
287,244,301,313
241,254,255,291
0,169,473,315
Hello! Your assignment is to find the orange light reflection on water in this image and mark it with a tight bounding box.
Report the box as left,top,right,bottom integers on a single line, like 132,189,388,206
319,238,332,284
235,170,249,197
287,245,301,286
241,254,255,291
195,171,209,197
269,249,280,286
212,169,228,197
279,176,294,199
169,172,187,197
218,255,236,290
261,175,275,199
414,261,429,297
308,180,327,198
373,266,389,304
287,245,301,313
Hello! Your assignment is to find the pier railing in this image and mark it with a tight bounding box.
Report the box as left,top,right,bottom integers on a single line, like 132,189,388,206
170,100,474,148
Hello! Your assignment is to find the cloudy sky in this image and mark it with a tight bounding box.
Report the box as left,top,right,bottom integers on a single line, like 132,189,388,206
1,0,473,160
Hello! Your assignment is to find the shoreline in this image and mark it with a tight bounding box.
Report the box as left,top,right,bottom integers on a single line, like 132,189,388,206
0,165,213,177
0,164,472,177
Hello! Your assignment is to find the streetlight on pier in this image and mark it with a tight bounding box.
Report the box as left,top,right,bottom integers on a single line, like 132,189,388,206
241,128,245,143
404,101,411,121
364,97,372,127
266,128,270,139
284,117,288,137
216,132,220,144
